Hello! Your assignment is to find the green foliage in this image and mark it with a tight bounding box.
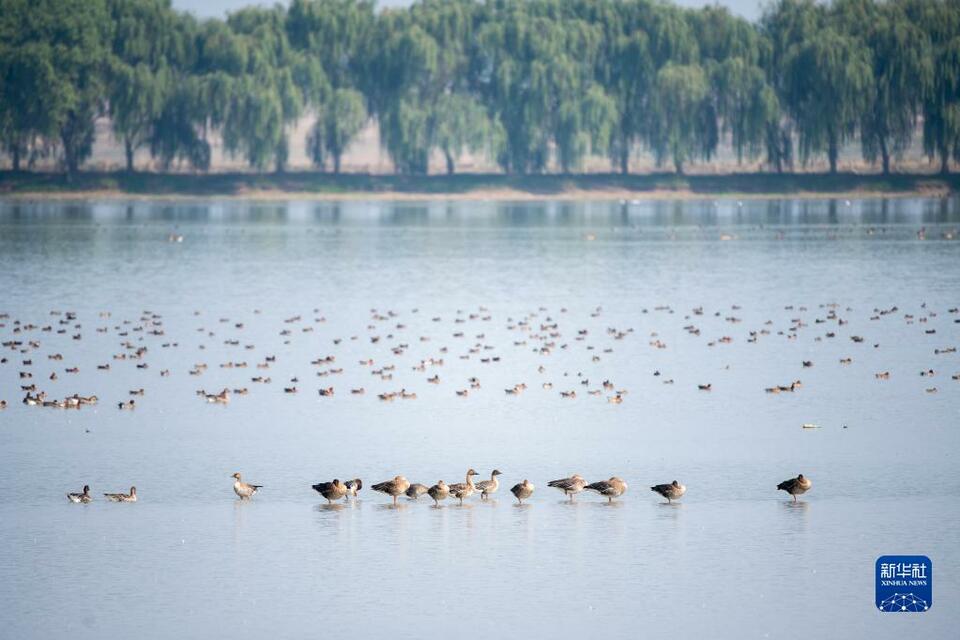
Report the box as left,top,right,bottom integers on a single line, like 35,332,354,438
1,0,959,176
307,88,367,173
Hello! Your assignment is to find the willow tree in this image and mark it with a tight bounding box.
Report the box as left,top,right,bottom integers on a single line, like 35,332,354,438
651,63,713,174
432,93,490,174
780,29,873,173
307,87,367,173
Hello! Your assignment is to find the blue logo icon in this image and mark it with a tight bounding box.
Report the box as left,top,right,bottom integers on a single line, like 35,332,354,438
876,556,932,612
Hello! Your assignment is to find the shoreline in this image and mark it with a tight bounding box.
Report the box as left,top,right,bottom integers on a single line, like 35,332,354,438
1,170,957,202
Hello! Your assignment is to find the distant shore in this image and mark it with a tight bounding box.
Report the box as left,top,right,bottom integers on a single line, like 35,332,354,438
1,171,957,201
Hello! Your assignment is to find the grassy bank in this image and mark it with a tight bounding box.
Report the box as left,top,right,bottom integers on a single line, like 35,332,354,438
1,170,958,200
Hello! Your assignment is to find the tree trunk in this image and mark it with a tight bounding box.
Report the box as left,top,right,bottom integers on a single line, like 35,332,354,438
940,150,949,175
880,137,890,176
333,153,341,175
124,138,135,173
674,158,684,175
828,135,839,174
445,150,455,175
11,143,20,171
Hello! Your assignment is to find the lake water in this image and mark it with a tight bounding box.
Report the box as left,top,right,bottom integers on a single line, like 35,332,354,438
1,197,958,639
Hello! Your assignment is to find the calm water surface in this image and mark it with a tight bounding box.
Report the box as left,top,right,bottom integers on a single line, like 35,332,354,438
1,198,958,639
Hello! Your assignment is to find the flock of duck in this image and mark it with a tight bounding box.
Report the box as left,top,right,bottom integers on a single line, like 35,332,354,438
65,470,814,505
1,298,956,413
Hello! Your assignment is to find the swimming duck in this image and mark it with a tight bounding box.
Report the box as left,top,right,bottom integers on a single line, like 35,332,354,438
405,483,429,499
586,477,628,502
548,474,587,500
104,486,137,502
372,475,411,505
650,480,686,503
312,479,347,503
67,485,92,503
427,481,449,506
510,479,535,504
344,478,363,500
475,469,502,500
448,469,478,505
232,472,262,500
777,474,812,501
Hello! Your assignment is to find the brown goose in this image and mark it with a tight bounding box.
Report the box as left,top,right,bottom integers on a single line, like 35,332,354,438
104,486,137,502
586,477,628,502
475,470,502,500
650,480,686,503
777,474,812,501
405,483,429,500
448,469,478,505
547,474,587,500
232,472,261,500
427,480,449,506
372,475,411,505
67,485,92,503
510,479,535,504
312,479,348,504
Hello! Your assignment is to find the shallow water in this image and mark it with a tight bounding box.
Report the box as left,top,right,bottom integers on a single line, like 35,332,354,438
1,197,958,639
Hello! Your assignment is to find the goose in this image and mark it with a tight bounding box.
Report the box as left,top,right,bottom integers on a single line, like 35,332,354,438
344,478,363,500
312,479,348,503
232,472,262,500
104,486,137,502
777,474,812,501
548,474,587,500
510,479,535,504
372,475,411,505
448,469,478,505
427,480,449,506
651,480,686,503
475,469,502,500
405,483,429,500
586,477,628,502
67,485,92,503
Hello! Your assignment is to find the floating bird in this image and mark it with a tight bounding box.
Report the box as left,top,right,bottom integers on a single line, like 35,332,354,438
104,486,137,502
777,474,812,501
405,483,429,500
586,477,628,502
475,469,502,500
510,479,535,504
427,480,449,506
312,479,347,503
67,485,92,503
548,474,587,500
372,475,411,505
448,469,478,505
651,480,686,503
232,472,261,500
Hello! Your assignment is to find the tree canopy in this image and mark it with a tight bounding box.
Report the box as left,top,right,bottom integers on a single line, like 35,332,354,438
1,0,958,176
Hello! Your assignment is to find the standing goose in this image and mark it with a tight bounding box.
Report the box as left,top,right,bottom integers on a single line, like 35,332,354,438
448,469,478,505
67,485,92,503
427,480,449,506
372,475,411,505
547,474,587,501
777,474,812,501
232,472,262,500
475,469,502,500
344,478,363,501
312,479,348,504
104,486,137,502
651,480,686,503
510,479,535,504
586,477,628,502
405,483,429,500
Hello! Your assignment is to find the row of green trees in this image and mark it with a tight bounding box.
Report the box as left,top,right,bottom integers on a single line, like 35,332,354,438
1,0,959,176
